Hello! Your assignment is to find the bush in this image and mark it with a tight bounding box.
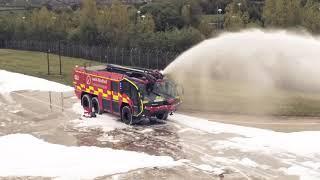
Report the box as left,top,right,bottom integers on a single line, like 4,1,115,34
160,27,204,52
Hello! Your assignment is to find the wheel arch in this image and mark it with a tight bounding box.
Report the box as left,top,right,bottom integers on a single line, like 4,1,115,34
120,102,131,112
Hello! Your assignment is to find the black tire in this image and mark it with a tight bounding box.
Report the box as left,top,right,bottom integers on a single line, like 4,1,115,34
121,106,133,125
92,97,103,115
156,112,169,120
81,94,92,109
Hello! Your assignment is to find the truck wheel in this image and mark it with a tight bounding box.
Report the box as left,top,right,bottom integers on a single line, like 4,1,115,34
121,106,133,125
156,112,168,120
81,94,92,109
92,97,103,115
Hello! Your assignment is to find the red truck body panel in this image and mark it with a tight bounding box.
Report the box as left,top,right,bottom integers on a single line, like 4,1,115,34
73,67,132,116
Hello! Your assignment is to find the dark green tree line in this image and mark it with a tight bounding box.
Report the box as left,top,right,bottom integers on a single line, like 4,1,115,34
1,0,320,53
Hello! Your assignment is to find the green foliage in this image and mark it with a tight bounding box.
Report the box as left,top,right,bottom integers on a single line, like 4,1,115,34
4,0,320,54
79,0,98,44
136,13,156,33
29,7,56,40
141,1,184,31
302,0,320,33
181,4,191,26
198,14,224,36
0,16,14,40
224,0,250,31
158,27,204,51
131,27,204,52
199,0,232,14
95,1,131,46
263,0,302,28
12,15,28,40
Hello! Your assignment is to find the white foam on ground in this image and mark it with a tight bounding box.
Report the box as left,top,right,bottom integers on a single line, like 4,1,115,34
71,103,127,132
172,114,320,157
97,134,121,143
239,158,258,168
172,114,320,179
282,165,320,180
0,134,179,179
0,70,73,93
140,128,153,133
71,117,127,132
196,164,214,172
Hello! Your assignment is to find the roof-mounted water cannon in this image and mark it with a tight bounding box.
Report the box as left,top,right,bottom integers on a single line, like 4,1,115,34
106,64,164,82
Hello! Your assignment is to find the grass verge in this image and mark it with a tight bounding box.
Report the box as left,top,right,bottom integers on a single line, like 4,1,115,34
0,49,102,85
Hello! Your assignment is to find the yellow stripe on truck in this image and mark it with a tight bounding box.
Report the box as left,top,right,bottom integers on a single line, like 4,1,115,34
113,95,119,101
122,98,128,103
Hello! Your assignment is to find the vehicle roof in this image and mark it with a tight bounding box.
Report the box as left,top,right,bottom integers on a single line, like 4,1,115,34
76,64,163,83
76,66,125,81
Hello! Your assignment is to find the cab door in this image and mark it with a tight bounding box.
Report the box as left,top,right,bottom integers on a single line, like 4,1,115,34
120,80,140,116
111,81,120,114
130,85,140,115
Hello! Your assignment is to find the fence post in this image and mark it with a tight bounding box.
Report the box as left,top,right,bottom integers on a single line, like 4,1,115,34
107,46,110,63
59,40,62,75
100,46,102,63
147,50,150,68
49,91,52,111
47,45,50,75
114,47,117,65
130,48,134,66
121,48,124,65
156,50,159,69
138,49,141,67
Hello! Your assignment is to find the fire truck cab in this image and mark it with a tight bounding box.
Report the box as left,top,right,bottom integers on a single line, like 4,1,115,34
73,64,181,124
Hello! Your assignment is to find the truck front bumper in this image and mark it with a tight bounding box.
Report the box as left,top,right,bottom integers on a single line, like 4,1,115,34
143,104,178,117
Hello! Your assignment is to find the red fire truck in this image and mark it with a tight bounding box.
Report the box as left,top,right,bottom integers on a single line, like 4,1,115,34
73,64,181,124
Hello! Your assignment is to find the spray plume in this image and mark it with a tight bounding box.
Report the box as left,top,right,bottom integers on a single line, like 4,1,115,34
164,29,320,115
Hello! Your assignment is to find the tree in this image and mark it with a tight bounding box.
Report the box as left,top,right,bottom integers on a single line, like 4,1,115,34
30,7,55,40
0,16,14,40
136,13,156,33
96,7,112,44
224,0,250,31
96,0,131,46
79,0,98,44
181,4,191,26
198,18,213,36
109,1,130,33
141,0,184,31
302,0,320,33
55,12,73,39
263,0,302,28
199,0,232,14
159,27,204,52
12,15,29,40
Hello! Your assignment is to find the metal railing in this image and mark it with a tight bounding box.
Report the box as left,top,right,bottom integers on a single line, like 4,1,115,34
0,40,180,70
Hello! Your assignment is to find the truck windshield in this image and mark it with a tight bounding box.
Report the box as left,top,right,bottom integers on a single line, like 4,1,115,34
137,79,178,100
154,80,178,97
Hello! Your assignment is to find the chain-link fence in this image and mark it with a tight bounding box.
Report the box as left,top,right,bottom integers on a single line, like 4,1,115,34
0,40,180,70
